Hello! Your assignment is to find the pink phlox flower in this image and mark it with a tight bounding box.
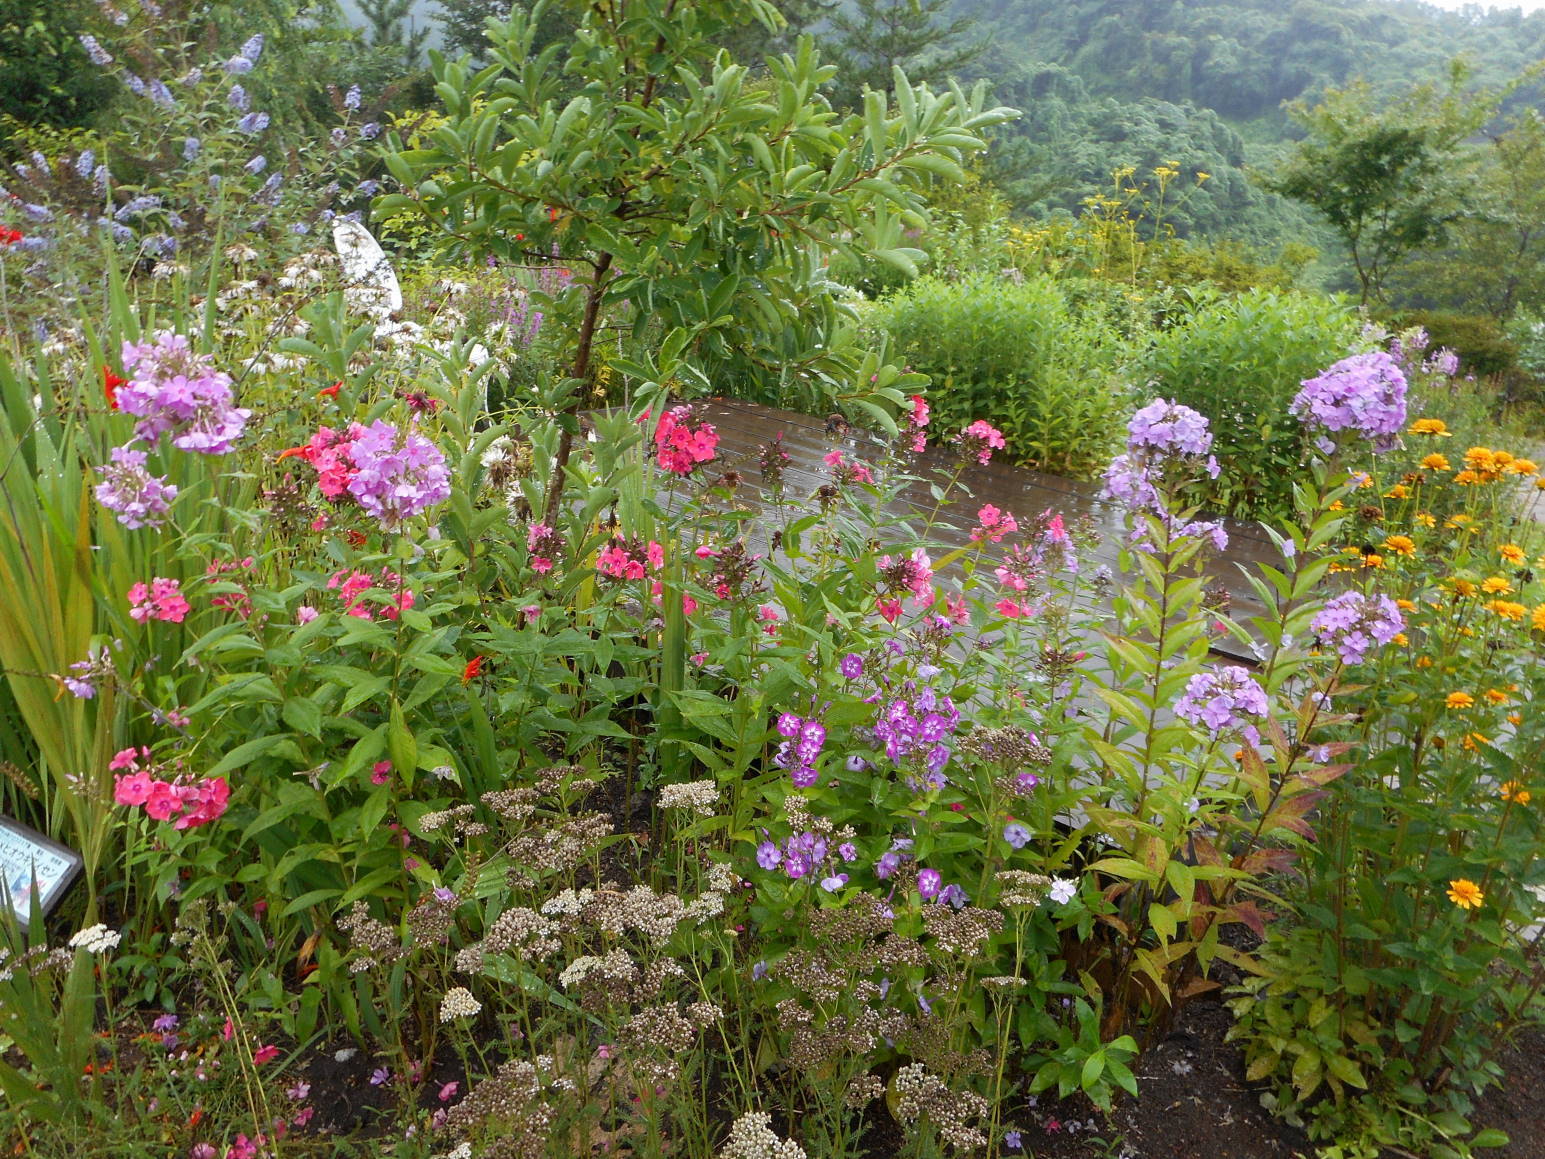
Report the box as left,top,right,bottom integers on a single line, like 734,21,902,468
876,597,904,624
370,761,392,785
252,1043,279,1065
970,504,1018,544
653,405,719,474
957,420,1006,465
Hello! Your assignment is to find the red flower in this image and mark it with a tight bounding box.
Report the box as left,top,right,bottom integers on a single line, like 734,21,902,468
103,366,126,410
318,381,341,398
252,1043,280,1065
0,227,22,246
344,529,367,548
462,655,483,684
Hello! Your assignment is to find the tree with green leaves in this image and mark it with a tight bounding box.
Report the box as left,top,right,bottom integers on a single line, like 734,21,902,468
383,0,1014,520
825,0,983,108
1265,63,1499,305
358,0,432,67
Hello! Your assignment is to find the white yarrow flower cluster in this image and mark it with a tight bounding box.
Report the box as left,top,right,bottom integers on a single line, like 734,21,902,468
68,924,122,954
658,779,720,816
438,986,482,1022
719,1111,807,1159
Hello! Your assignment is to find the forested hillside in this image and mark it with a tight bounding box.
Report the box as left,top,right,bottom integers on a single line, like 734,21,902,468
950,0,1545,251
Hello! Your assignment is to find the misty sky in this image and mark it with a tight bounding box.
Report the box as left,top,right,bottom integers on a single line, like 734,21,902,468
1419,0,1545,11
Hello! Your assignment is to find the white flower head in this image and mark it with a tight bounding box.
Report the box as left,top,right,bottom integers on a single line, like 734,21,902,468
438,986,482,1022
67,924,122,954
1048,877,1078,906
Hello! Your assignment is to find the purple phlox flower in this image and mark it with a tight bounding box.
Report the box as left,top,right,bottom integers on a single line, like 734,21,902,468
751,960,768,981
839,652,864,679
1004,1130,1024,1152
74,150,95,180
1173,666,1269,736
819,873,848,892
224,55,254,74
369,1067,391,1086
776,712,802,738
148,79,175,107
345,420,452,529
837,842,857,862
1291,351,1408,454
1126,399,1214,457
243,155,266,175
117,331,249,454
845,754,868,772
937,882,968,908
95,444,178,528
433,887,456,904
916,868,942,899
359,122,381,140
152,1013,179,1032
1311,591,1404,666
875,851,903,879
756,841,781,870
1003,822,1031,849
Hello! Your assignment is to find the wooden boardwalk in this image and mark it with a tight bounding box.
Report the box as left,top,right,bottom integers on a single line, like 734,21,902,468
692,399,1282,664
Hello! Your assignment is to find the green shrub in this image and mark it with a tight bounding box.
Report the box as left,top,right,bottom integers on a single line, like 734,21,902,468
865,274,1133,478
1143,288,1359,518
1395,309,1518,378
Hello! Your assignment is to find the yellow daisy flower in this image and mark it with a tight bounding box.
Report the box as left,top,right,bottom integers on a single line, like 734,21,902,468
1501,781,1531,805
1409,418,1453,436
1482,576,1513,594
1447,879,1484,909
1421,453,1451,471
1383,535,1416,557
1446,692,1475,709
1499,544,1526,564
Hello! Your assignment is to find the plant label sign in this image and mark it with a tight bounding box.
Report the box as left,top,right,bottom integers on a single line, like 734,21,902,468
0,815,82,926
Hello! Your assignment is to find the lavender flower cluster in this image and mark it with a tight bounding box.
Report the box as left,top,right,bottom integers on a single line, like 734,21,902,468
756,830,857,891
873,684,961,790
1100,400,1227,550
1291,351,1409,454
774,711,828,789
1311,591,1405,666
118,332,251,454
345,420,453,530
1174,666,1269,741
95,446,179,530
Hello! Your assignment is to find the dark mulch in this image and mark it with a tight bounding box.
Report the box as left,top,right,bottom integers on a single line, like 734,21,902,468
1011,1001,1545,1159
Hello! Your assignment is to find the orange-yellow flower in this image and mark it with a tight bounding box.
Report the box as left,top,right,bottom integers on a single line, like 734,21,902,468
1484,688,1509,704
1384,484,1411,500
1409,418,1453,437
1501,781,1531,805
1391,632,1409,646
1534,605,1545,632
1452,579,1478,597
1509,712,1523,726
1383,535,1416,557
1421,453,1451,471
1462,732,1490,752
1446,691,1475,709
1397,598,1417,612
1482,576,1513,594
1454,469,1482,486
1447,879,1484,909
1507,457,1539,476
1416,656,1434,668
1414,512,1436,528
1361,553,1385,569
1499,543,1526,564
1485,599,1526,621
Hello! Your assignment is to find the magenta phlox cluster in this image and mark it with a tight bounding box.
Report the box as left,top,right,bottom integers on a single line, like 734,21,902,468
774,709,828,788
96,445,178,529
345,420,452,529
327,567,414,620
112,747,229,829
1291,351,1409,454
128,577,190,623
118,331,249,454
1174,666,1269,741
904,394,930,453
873,683,960,788
596,537,665,580
1311,591,1405,666
653,405,719,475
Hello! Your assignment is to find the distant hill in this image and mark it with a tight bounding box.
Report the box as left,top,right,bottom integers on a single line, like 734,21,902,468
949,0,1545,250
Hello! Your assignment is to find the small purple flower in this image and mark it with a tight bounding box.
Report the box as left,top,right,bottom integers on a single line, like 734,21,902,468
819,874,848,892
776,712,802,738
79,34,113,66
345,84,362,111
837,842,857,862
1312,591,1404,667
152,1013,179,1032
369,1067,391,1086
432,887,456,904
756,841,782,870
751,961,768,981
917,868,942,900
839,653,864,679
243,155,266,175
845,754,868,772
240,34,265,63
95,445,178,529
228,84,249,111
875,851,902,879
1004,1130,1024,1152
1003,822,1031,850
224,55,254,74
236,111,270,135
359,122,381,140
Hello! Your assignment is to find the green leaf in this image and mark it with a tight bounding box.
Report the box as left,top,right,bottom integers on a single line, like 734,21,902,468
282,697,323,738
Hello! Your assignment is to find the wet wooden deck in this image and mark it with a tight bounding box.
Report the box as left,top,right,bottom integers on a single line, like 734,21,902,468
693,399,1282,664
